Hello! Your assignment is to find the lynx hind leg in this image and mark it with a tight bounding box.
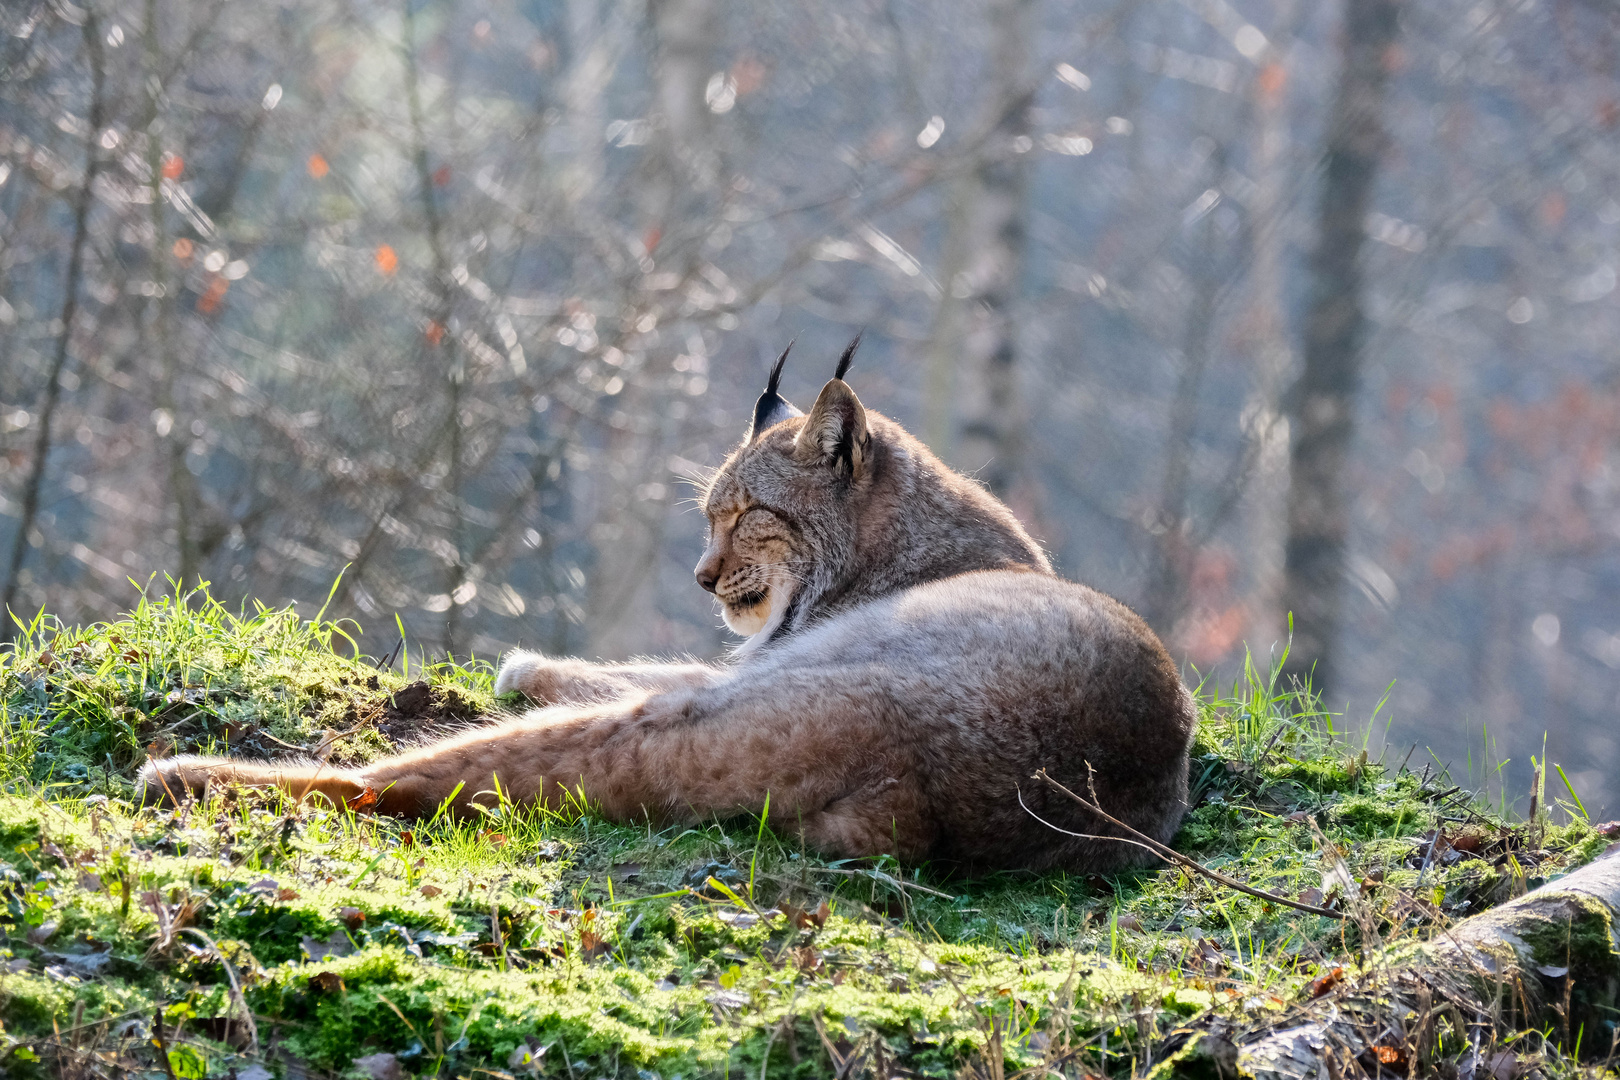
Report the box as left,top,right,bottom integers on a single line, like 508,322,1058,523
795,777,936,863
137,754,367,809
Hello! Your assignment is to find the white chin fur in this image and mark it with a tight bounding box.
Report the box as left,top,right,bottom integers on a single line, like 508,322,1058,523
722,597,771,637
722,580,795,654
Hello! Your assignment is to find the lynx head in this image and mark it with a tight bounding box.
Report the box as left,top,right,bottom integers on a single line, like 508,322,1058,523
696,336,1049,651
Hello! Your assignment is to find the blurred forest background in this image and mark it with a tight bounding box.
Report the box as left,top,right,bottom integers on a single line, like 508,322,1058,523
3,0,1618,816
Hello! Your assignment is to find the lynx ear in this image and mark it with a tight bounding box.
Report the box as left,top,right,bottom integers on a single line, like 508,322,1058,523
748,341,802,443
793,379,870,480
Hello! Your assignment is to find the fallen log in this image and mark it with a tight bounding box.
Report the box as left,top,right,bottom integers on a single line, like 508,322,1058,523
1157,845,1620,1079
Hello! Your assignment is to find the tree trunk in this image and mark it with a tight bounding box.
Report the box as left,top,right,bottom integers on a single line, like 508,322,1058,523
1159,847,1620,1080
923,0,1035,500
584,0,715,658
145,0,203,593
1,11,106,626
1240,6,1297,658
1278,0,1399,700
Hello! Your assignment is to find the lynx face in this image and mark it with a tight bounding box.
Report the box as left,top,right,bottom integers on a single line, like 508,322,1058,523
696,494,804,638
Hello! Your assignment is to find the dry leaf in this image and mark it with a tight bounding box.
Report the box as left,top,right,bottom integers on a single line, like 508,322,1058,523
1306,966,1345,999
579,929,610,960
419,884,442,898
308,970,344,992
1372,1044,1409,1069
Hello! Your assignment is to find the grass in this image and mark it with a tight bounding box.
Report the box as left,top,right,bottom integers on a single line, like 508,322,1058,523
0,583,1613,1079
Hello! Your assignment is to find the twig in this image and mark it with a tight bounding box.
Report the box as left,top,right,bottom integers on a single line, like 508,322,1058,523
1027,768,1347,921
153,1007,180,1080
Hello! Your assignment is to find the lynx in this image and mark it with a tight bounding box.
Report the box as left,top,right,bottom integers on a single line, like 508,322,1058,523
142,339,1197,872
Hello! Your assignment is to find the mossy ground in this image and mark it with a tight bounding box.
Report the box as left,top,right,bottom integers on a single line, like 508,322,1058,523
0,586,1612,1078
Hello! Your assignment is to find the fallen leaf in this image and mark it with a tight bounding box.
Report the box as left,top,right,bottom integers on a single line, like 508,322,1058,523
1306,966,1345,999
1595,820,1620,839
338,906,366,930
308,970,345,992
375,245,399,276
1298,887,1326,906
353,1052,402,1080
579,929,611,960
785,900,830,930
707,988,749,1009
480,830,508,848
1114,913,1143,932
1486,1051,1519,1080
419,884,443,898
276,888,300,902
302,931,353,962
347,787,378,812
1372,1044,1409,1069
307,153,329,179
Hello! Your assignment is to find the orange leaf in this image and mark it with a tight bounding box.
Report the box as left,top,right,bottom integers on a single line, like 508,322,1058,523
161,154,184,180
1372,1044,1409,1069
1258,63,1286,102
1306,966,1344,999
307,153,330,179
419,884,442,898
197,275,229,314
347,786,379,812
375,244,398,276
425,320,445,346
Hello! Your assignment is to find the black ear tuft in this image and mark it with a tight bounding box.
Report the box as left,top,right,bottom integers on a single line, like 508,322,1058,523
749,340,803,442
833,332,862,381
765,339,791,397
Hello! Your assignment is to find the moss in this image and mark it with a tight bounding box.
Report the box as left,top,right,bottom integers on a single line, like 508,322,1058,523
2,589,1613,1078
1328,794,1434,839
1146,1032,1240,1080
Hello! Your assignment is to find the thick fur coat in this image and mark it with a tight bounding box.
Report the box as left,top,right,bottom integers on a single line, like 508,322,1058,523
142,345,1197,872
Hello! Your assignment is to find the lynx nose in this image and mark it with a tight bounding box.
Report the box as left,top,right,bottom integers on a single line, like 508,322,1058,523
694,554,721,593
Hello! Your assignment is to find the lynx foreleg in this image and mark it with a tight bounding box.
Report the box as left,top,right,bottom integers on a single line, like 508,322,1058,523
495,650,720,705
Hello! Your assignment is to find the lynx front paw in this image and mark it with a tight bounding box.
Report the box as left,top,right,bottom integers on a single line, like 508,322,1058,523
495,650,559,701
